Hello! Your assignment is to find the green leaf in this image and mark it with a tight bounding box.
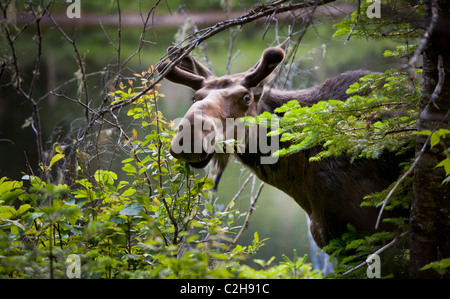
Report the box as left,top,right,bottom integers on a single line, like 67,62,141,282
430,132,440,149
421,258,450,275
17,204,32,215
436,157,450,176
205,202,213,213
0,206,16,219
122,163,137,174
413,130,431,136
430,129,450,149
119,201,143,216
49,153,63,169
122,187,136,197
254,231,259,244
94,170,117,185
0,178,24,205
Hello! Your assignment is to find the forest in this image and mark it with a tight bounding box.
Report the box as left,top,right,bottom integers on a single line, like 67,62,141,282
0,0,449,281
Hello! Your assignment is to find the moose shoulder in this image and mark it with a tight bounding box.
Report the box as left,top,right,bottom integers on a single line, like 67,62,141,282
158,40,407,248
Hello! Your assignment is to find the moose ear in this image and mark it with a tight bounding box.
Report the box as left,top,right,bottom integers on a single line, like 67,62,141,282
277,37,290,52
158,47,215,90
158,61,204,90
242,47,285,88
166,46,214,79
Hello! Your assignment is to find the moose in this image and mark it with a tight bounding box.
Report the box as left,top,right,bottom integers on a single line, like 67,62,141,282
158,40,406,248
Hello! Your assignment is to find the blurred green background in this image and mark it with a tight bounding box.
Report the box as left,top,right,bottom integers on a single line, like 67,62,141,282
0,0,401,269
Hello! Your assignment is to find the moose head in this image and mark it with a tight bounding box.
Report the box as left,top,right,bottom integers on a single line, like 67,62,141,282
158,40,407,248
159,39,289,170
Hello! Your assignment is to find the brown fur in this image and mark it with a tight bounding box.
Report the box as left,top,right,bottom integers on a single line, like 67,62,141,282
159,41,406,248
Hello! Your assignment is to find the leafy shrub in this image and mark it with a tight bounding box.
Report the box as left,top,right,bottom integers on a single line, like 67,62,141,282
0,71,321,279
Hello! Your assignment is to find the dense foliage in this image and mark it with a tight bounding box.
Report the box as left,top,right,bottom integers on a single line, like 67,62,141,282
0,73,322,279
252,62,418,278
2,0,450,279
264,68,420,161
248,0,450,277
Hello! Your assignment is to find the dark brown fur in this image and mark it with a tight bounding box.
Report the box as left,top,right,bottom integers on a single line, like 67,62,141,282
159,41,406,248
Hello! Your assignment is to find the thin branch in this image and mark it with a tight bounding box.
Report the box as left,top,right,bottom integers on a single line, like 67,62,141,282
28,3,44,98
228,177,265,250
224,173,254,214
178,6,212,70
341,230,410,277
408,0,438,78
344,0,360,44
38,71,105,103
202,173,254,243
121,0,160,67
281,11,313,89
116,0,122,85
0,1,48,179
224,0,237,75
375,135,428,229
65,0,337,172
375,54,447,230
45,6,91,123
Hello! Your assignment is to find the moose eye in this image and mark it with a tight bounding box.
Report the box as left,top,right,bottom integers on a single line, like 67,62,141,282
242,94,252,104
191,95,200,104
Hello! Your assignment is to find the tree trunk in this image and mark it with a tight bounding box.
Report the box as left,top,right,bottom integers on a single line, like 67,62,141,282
410,0,450,279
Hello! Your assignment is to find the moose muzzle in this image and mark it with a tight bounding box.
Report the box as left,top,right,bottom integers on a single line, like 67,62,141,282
170,102,222,168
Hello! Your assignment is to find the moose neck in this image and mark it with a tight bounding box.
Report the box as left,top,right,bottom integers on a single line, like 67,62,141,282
257,70,374,114
237,86,323,207
257,88,316,114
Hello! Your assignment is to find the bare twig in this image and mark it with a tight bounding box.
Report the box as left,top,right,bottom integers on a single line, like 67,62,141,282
38,71,105,103
408,0,438,78
202,172,254,243
375,54,447,230
178,6,212,72
375,136,428,229
0,1,49,180
341,230,410,277
344,0,360,44
223,0,238,75
117,0,122,79
224,173,254,214
64,0,337,173
121,0,160,68
228,176,265,250
45,6,91,123
281,11,313,89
